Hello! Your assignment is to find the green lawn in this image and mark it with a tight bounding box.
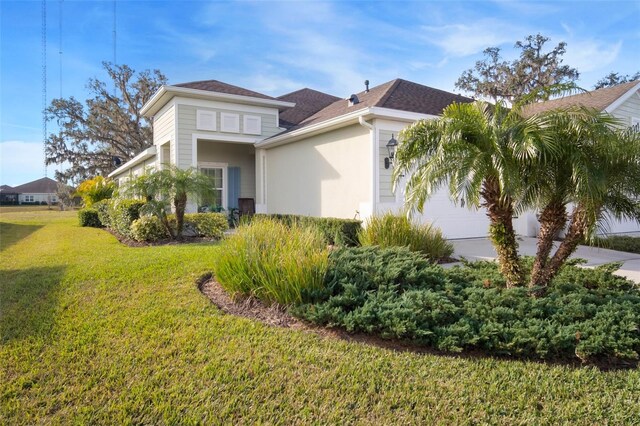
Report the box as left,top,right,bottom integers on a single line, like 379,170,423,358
1,211,639,424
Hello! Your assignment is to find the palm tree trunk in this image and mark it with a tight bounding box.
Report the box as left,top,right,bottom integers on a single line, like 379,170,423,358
529,201,567,289
535,205,589,294
481,178,524,288
174,193,188,239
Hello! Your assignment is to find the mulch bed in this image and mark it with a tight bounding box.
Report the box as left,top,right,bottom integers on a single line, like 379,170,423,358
196,274,637,370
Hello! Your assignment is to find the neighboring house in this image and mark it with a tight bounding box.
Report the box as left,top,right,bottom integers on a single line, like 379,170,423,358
10,177,59,205
0,185,19,205
109,78,640,239
516,80,640,236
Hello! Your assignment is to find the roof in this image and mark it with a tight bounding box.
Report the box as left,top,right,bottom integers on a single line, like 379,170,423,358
174,80,277,100
277,88,341,128
523,80,640,115
0,184,17,193
12,177,58,194
279,79,474,134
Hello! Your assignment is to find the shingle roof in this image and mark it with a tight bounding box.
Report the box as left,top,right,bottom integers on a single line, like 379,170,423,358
279,79,474,134
277,88,341,128
174,80,277,100
12,177,58,194
523,80,640,115
0,184,16,192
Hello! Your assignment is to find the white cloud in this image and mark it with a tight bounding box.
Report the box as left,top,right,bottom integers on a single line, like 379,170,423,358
0,141,48,186
562,39,622,73
421,19,525,57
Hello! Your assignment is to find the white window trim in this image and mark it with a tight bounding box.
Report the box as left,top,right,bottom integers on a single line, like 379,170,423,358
243,115,262,135
196,109,217,131
220,113,240,133
198,161,228,210
632,117,640,132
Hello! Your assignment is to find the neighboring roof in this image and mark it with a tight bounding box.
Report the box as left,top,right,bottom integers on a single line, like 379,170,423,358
0,184,16,192
277,88,341,128
280,79,474,134
12,177,58,194
174,79,277,100
523,80,640,115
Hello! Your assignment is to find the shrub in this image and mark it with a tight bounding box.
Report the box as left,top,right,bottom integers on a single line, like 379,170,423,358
359,212,453,261
590,235,640,254
93,199,111,228
130,215,169,242
78,208,101,227
292,246,640,363
184,213,228,239
254,214,362,246
109,199,145,239
76,176,115,207
214,218,329,305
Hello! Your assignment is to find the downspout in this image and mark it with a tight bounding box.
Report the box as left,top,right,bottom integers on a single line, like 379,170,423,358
358,116,376,218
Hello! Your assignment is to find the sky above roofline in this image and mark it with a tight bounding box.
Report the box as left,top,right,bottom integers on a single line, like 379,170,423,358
1,0,639,186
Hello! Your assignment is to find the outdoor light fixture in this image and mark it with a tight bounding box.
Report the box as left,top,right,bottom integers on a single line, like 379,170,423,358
384,134,398,169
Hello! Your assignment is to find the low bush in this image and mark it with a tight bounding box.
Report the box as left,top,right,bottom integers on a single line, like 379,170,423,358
254,214,361,246
184,213,228,238
292,246,640,363
78,208,101,227
130,215,169,242
590,235,640,254
108,199,145,239
93,199,111,228
359,212,453,262
214,218,329,305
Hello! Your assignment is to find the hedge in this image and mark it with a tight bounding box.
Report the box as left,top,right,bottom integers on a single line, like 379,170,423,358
253,214,361,246
108,199,146,239
78,208,101,227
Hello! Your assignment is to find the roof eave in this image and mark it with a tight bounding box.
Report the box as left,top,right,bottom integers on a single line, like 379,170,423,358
141,85,296,117
604,81,640,113
108,146,157,178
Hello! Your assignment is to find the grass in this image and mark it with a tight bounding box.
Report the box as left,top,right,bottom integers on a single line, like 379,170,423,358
1,209,639,424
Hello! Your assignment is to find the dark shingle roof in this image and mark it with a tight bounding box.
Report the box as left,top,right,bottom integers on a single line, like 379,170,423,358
277,88,341,128
280,79,473,134
523,80,640,115
12,177,58,194
0,184,16,192
174,80,277,100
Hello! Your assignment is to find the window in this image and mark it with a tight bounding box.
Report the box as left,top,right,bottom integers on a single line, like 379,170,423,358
24,195,34,202
243,115,262,135
196,110,217,131
632,117,640,132
199,165,225,210
220,113,240,133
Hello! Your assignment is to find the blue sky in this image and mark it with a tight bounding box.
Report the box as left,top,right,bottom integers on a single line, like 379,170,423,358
1,0,639,186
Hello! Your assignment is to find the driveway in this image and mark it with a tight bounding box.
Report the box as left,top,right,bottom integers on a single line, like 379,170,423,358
449,236,640,282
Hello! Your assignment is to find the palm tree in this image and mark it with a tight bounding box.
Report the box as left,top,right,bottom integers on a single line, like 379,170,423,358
529,114,640,291
394,101,544,287
122,165,214,239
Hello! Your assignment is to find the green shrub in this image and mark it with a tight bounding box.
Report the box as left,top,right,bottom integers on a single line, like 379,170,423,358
359,212,453,261
184,213,228,239
590,235,640,254
108,199,146,238
254,214,362,246
93,199,111,228
214,218,329,305
78,208,101,227
130,215,170,242
292,246,640,363
76,175,116,207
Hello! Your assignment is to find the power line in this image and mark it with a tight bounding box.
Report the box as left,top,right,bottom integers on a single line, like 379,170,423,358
42,0,47,178
59,0,63,99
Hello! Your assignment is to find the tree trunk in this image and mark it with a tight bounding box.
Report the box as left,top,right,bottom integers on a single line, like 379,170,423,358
534,205,589,295
529,201,567,289
481,178,524,287
159,212,175,239
174,193,188,239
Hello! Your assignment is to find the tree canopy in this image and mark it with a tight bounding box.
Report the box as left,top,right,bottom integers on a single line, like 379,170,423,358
455,34,579,104
594,71,640,89
45,62,167,184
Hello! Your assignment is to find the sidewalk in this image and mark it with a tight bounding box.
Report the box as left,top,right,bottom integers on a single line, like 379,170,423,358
448,236,640,282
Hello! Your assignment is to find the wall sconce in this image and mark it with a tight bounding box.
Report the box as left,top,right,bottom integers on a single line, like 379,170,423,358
384,134,398,169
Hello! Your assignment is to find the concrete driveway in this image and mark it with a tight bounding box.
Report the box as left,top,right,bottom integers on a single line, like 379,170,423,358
449,236,640,282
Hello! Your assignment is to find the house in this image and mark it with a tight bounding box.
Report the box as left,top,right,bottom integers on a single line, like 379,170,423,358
0,185,19,205
515,80,640,236
109,78,640,239
9,177,59,205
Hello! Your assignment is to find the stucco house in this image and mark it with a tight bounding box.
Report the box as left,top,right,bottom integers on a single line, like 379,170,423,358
109,78,640,239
